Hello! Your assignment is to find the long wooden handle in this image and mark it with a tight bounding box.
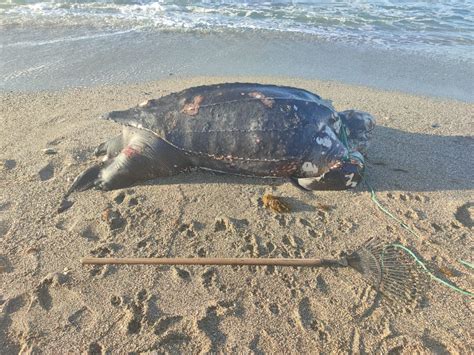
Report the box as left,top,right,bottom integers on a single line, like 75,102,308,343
80,257,342,267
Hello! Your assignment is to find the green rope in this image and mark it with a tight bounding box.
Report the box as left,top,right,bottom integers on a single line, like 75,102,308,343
339,122,351,162
364,178,473,297
338,122,365,176
459,259,474,270
387,243,474,297
365,179,422,239
337,119,472,296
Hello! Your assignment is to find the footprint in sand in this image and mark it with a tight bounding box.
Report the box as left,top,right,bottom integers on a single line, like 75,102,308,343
173,267,191,282
30,272,69,311
197,305,226,353
299,218,323,238
27,271,95,337
404,208,427,221
121,290,161,335
241,234,258,257
0,202,13,239
0,201,12,212
249,331,278,355
116,289,185,340
280,273,300,298
196,302,244,351
1,159,17,170
101,207,126,231
157,332,192,351
268,303,280,315
316,275,329,294
112,191,126,205
297,297,330,341
64,218,100,241
454,202,473,228
201,267,218,289
123,290,148,335
155,316,183,335
0,255,13,273
421,333,453,353
282,234,305,258
386,192,430,203
112,189,142,208
87,343,103,354
214,216,248,233
337,218,359,233
178,222,197,238
88,244,122,277
3,294,27,315
38,162,55,181
1,294,27,353
0,218,11,238
68,306,92,329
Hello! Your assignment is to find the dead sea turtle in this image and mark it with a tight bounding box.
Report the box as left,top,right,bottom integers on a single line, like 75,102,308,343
65,83,374,201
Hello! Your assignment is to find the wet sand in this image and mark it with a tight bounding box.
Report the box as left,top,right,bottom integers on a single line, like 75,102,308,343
2,29,473,102
0,76,473,353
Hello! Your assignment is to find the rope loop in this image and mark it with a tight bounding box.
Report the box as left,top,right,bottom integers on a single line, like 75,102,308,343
364,178,473,297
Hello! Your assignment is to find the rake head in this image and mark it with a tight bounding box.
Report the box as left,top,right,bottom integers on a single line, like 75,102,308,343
345,238,426,308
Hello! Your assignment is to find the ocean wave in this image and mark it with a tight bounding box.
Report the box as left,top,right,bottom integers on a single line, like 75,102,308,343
1,1,473,59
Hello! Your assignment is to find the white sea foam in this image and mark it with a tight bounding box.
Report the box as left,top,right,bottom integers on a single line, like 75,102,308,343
1,0,473,60
0,28,141,48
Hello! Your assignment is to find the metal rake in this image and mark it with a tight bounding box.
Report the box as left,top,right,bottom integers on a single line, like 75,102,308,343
81,238,425,306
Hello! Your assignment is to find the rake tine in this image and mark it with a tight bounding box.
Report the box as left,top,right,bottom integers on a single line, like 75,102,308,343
344,239,426,306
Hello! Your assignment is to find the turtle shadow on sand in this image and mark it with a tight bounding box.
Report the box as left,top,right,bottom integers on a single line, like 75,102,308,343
366,126,473,192
142,126,472,193
58,126,472,214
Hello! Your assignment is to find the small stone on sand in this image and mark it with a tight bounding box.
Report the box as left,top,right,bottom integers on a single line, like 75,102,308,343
42,148,58,155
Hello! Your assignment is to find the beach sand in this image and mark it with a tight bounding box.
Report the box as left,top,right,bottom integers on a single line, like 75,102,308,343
1,76,473,353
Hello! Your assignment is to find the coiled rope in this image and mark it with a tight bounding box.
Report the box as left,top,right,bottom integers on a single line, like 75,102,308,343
366,179,473,297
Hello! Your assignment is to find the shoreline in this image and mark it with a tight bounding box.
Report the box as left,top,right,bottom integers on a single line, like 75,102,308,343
1,76,473,353
2,72,473,104
1,29,473,102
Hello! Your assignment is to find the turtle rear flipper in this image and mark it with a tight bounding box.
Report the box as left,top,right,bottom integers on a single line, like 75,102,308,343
58,163,104,213
64,163,104,199
94,134,124,159
63,130,192,202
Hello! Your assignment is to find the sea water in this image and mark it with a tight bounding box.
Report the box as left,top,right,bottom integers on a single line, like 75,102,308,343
1,1,473,100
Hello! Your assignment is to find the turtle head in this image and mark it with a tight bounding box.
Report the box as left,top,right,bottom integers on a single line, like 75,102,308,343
298,110,374,191
337,110,375,156
105,107,147,129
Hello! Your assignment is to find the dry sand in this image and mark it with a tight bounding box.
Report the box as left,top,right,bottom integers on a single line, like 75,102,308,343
1,77,473,353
